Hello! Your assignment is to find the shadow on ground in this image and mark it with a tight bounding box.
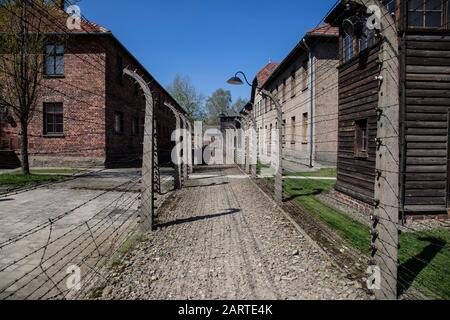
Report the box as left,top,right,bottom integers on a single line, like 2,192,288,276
155,208,240,229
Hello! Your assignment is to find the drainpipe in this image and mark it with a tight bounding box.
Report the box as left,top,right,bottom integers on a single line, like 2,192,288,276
303,39,314,168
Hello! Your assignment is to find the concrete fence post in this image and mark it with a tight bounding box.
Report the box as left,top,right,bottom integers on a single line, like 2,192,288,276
123,68,154,231
351,0,400,300
165,103,183,190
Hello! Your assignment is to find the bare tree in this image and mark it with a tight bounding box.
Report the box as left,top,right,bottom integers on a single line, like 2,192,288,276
0,0,49,174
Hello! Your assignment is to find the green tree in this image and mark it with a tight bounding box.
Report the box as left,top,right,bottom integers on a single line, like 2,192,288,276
205,88,232,125
167,74,206,121
231,97,248,112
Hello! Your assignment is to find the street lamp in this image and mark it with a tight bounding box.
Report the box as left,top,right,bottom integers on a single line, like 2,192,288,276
227,71,284,204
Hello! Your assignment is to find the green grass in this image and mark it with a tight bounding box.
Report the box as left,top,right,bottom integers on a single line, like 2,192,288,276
0,173,67,187
109,232,144,269
399,229,450,299
282,177,450,299
283,178,371,255
0,168,82,188
284,168,337,177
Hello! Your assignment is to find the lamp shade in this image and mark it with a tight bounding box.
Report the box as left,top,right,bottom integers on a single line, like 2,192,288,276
227,76,244,85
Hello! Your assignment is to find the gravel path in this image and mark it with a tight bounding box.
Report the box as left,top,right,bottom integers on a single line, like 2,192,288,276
100,165,370,300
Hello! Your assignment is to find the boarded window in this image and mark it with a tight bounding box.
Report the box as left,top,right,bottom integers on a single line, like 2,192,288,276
408,0,445,28
302,60,309,90
291,116,296,144
44,103,63,135
132,117,139,135
114,112,124,134
354,119,369,158
45,45,64,76
291,71,297,97
117,55,124,84
302,113,308,144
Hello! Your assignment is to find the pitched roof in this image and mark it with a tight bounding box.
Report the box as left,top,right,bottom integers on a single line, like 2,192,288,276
261,24,339,89
306,23,339,37
220,109,240,118
0,2,110,34
255,62,279,87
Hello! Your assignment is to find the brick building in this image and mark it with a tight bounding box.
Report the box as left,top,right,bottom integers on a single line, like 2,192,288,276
0,2,185,168
242,25,339,168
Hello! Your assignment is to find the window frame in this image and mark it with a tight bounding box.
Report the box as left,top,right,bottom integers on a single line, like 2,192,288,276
290,70,297,98
302,113,308,144
302,60,309,91
116,55,124,85
114,111,124,135
407,0,447,29
44,44,64,77
360,16,375,51
354,119,369,158
343,33,354,63
291,116,296,145
131,117,139,135
43,103,64,136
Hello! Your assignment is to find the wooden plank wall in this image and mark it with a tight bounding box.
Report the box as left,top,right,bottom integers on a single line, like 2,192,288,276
403,33,450,213
335,44,381,204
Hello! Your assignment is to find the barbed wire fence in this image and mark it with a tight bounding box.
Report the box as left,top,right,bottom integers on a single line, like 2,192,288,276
237,0,450,300
0,0,195,300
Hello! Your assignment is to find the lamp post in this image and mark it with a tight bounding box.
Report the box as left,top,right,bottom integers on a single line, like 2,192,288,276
227,72,283,204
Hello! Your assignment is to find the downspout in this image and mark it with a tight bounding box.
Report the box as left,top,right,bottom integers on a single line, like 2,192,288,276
303,39,314,168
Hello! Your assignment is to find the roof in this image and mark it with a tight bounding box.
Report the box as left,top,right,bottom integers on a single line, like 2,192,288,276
0,2,110,34
324,1,365,26
255,62,279,87
306,23,339,37
0,2,186,114
261,23,339,89
219,109,241,118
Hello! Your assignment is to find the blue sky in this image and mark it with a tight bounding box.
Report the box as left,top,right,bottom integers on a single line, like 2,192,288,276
81,0,337,102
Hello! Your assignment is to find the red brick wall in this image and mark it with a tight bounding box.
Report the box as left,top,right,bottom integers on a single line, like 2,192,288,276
104,38,179,167
2,36,107,167
2,34,183,168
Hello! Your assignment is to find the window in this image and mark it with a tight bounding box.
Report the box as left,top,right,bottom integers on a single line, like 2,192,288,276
384,0,397,14
114,112,124,134
355,119,369,158
45,45,64,76
0,106,6,123
132,117,139,135
291,116,296,144
43,103,63,135
117,55,123,84
282,119,286,144
282,80,286,102
360,17,375,51
302,113,308,144
343,34,354,63
408,0,445,28
302,60,309,90
291,71,297,97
